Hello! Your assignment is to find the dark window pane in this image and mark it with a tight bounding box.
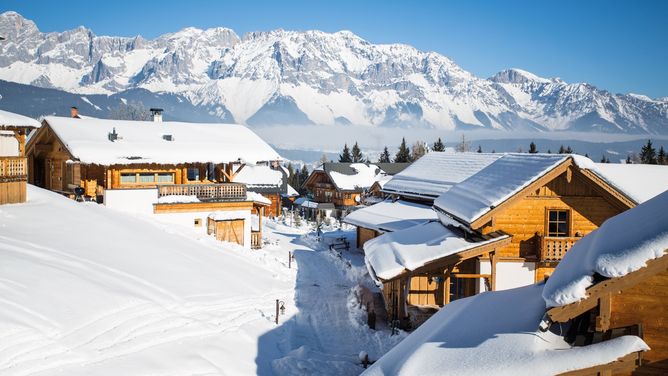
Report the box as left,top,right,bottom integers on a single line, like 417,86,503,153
558,223,568,235
559,211,568,222
549,211,557,221
549,223,558,234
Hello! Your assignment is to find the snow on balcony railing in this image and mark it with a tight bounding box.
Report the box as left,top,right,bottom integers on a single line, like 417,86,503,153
158,183,246,201
538,236,581,262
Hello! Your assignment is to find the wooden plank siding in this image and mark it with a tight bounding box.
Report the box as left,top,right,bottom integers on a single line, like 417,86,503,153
357,227,379,249
0,181,26,204
609,269,668,375
478,170,625,281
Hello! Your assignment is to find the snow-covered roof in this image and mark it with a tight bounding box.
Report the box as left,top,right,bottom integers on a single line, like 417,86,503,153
434,154,568,224
327,163,387,191
586,162,668,204
246,191,272,205
542,190,668,308
283,183,299,197
235,164,284,187
363,283,648,376
156,195,201,204
0,109,41,129
364,221,510,281
41,116,281,165
382,152,502,200
343,200,438,233
208,211,247,221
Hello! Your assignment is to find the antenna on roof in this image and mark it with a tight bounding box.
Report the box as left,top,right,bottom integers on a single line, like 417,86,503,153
108,127,118,142
150,108,163,123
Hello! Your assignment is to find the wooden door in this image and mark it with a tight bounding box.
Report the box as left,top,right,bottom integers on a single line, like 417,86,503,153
216,219,245,246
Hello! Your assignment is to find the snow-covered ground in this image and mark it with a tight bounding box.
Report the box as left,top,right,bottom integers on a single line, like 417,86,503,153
0,186,402,375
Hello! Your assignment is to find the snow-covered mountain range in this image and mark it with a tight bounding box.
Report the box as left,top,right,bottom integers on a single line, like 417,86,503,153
1,11,667,133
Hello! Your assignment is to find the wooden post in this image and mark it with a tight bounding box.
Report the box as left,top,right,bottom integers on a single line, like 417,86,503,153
489,251,497,291
288,251,292,269
444,267,453,305
596,293,611,332
275,299,279,325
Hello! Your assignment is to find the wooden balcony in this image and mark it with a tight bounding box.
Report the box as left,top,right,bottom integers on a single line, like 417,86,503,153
538,236,581,262
158,183,246,202
0,157,27,182
251,231,262,249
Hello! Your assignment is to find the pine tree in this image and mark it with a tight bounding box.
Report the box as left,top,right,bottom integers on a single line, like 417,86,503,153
639,139,657,164
351,142,364,163
286,162,295,187
584,153,589,158
547,149,552,154
432,137,445,152
565,146,573,154
658,146,667,165
626,155,632,164
528,142,538,154
558,145,566,154
298,165,309,194
378,146,391,163
600,155,607,163
339,143,352,163
394,138,412,163
477,145,482,153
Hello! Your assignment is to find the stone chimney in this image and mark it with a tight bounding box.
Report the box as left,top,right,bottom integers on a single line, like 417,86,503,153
150,108,163,123
70,106,79,118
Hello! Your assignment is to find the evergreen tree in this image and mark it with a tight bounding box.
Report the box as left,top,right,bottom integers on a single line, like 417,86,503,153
558,145,566,154
626,155,632,164
477,145,482,153
351,142,364,163
378,146,391,163
600,155,607,163
528,141,538,154
286,162,296,188
547,149,552,154
584,153,589,158
639,139,658,164
298,165,310,194
658,146,667,165
339,143,352,163
394,138,412,163
432,137,445,152
565,146,573,154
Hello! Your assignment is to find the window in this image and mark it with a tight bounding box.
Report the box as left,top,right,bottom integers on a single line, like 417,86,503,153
194,218,202,227
120,173,137,183
187,168,200,181
157,173,174,183
547,210,569,237
139,173,155,183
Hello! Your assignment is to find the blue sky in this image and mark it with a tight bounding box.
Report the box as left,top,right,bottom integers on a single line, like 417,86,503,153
2,0,667,97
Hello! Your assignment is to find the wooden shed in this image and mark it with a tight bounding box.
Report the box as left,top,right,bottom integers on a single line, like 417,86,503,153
0,110,41,205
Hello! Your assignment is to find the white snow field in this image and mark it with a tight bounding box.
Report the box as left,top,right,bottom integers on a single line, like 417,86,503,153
0,186,400,375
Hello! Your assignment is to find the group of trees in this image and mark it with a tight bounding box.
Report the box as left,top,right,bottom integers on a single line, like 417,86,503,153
285,163,310,193
337,137,451,164
633,139,667,165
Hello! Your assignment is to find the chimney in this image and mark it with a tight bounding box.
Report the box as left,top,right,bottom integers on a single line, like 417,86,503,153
150,108,163,123
70,106,79,118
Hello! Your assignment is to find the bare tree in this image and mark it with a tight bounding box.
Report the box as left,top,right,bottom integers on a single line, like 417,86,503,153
455,134,470,153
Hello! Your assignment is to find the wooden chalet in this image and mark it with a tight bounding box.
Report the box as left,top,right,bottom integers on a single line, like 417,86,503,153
0,109,41,204
25,113,282,249
345,152,501,248
302,162,409,218
364,153,668,329
234,163,294,217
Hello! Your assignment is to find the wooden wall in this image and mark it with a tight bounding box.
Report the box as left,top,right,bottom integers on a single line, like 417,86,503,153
263,192,282,217
357,227,379,249
214,219,245,246
610,269,668,375
0,181,26,204
478,171,624,279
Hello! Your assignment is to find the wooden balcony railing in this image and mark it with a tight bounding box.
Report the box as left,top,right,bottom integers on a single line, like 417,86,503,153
251,231,262,249
539,236,581,262
158,183,246,201
0,157,27,182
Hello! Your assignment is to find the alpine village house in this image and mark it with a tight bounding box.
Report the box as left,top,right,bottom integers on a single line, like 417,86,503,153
25,109,286,249
301,162,409,219
355,152,668,329
0,109,41,204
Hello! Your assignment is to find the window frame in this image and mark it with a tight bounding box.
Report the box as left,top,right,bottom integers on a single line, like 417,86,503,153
545,208,571,238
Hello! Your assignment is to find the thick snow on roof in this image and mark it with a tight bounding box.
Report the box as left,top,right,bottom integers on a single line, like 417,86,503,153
328,163,386,190
0,186,292,374
43,116,281,165
156,194,200,203
343,200,437,233
434,154,568,224
543,190,668,307
235,164,284,187
363,284,648,376
587,163,668,204
0,109,41,128
246,191,272,205
364,221,509,281
283,183,299,197
382,152,502,199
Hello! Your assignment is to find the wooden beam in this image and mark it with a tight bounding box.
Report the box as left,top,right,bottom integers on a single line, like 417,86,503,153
596,293,611,332
451,273,491,279
576,168,636,211
547,252,668,323
490,250,497,291
557,352,641,376
443,266,453,305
